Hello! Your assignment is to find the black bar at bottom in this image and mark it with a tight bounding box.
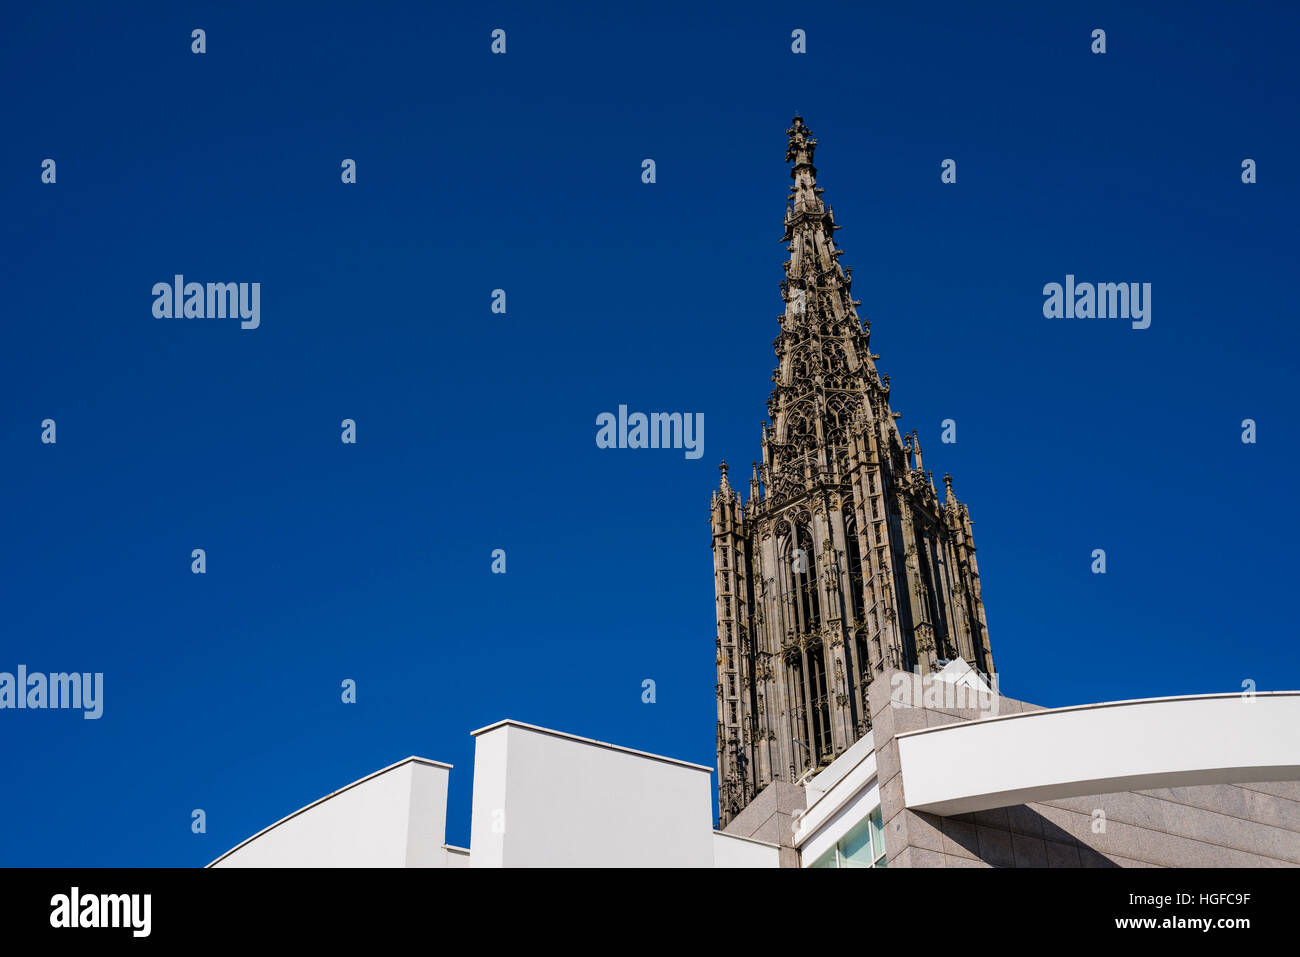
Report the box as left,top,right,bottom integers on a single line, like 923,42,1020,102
0,866,1287,943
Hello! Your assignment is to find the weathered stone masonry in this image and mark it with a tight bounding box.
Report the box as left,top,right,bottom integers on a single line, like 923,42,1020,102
712,117,995,826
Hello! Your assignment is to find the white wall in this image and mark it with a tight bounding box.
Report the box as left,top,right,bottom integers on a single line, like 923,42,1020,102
469,720,716,867
211,758,450,868
211,721,783,868
444,845,471,867
712,832,780,867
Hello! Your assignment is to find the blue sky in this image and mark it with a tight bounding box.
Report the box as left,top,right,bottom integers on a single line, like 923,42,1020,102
1,1,1297,865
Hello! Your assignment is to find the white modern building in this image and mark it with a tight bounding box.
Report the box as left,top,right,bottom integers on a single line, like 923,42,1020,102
210,719,781,868
211,666,1300,868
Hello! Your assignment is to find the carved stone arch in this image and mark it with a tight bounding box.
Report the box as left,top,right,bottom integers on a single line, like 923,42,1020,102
825,392,857,431
788,353,811,385
781,398,817,450
841,337,862,371
821,339,851,376
832,445,853,475
770,471,802,501
788,343,817,383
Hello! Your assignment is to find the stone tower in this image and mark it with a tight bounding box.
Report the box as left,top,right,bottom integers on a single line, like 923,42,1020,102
710,116,996,826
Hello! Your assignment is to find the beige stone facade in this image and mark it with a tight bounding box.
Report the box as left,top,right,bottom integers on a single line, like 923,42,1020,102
724,668,1298,867
867,669,1300,868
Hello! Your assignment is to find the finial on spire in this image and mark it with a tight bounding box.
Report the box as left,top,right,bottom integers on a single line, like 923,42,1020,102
785,115,817,171
718,461,732,494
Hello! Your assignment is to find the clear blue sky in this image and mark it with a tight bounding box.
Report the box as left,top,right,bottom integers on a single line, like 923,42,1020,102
2,1,1297,865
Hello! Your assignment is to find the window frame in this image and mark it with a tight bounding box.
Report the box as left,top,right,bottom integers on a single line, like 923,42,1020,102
808,804,887,868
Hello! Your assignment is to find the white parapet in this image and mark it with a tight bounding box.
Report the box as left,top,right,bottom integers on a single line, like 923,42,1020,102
468,719,718,867
898,691,1300,816
209,720,781,867
209,757,454,868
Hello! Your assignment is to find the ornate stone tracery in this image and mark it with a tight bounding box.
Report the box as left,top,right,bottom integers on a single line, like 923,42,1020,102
710,116,997,826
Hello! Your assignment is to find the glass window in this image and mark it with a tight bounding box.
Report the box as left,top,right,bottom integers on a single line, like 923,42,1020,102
808,804,887,868
839,818,874,868
810,848,837,868
870,806,887,867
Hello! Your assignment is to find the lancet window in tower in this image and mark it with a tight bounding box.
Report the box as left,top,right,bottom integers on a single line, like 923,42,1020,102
777,531,795,636
786,655,808,768
807,648,832,764
854,627,871,684
793,520,820,630
844,513,866,622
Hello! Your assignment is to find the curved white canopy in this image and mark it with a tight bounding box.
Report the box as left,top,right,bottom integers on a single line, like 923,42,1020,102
899,692,1300,816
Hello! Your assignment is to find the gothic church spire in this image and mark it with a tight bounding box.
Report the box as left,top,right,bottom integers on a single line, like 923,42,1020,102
709,116,997,826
